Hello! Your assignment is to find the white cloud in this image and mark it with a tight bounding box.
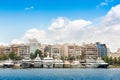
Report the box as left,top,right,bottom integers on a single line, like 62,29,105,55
46,4,120,52
23,28,46,42
25,6,34,10
96,0,114,8
1,4,119,52
49,17,91,32
0,42,9,46
102,4,120,26
11,39,24,44
47,17,92,43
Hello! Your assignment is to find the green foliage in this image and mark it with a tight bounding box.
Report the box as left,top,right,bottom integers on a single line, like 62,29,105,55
109,56,113,65
102,56,109,63
102,56,120,66
14,56,23,60
60,56,64,60
113,57,117,65
8,51,16,60
30,49,43,59
76,55,83,60
60,56,68,60
68,55,75,60
30,53,35,59
0,54,8,60
35,49,43,59
117,57,120,64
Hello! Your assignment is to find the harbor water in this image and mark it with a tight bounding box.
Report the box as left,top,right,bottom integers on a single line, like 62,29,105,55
0,68,120,80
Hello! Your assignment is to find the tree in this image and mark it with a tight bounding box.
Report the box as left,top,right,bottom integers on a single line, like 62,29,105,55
109,56,113,65
117,57,120,65
113,57,117,65
35,49,43,58
76,55,83,60
30,53,35,59
8,51,16,60
61,55,64,60
68,55,75,60
0,54,8,60
102,56,109,63
14,56,23,60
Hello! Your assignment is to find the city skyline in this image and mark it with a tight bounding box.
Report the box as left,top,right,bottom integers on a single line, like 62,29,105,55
0,0,120,52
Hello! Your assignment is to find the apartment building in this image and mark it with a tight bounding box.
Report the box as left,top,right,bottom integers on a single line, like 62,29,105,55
10,44,29,56
51,44,64,58
82,43,98,59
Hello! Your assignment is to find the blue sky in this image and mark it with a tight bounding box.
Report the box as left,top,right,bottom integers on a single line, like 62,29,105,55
0,0,120,51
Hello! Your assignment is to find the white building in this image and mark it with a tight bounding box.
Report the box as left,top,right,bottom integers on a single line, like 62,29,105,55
29,39,41,54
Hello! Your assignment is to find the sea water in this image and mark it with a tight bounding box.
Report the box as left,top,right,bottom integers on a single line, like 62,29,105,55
0,68,120,80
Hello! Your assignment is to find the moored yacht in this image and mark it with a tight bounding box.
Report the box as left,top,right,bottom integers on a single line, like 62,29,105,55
63,60,71,68
84,58,98,68
71,60,81,68
43,52,54,68
34,54,43,68
3,58,14,68
54,59,63,68
21,57,33,68
96,57,109,68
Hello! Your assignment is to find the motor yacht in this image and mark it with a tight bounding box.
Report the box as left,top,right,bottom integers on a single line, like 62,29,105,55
43,52,54,68
3,58,14,68
96,57,109,68
21,57,33,68
34,54,43,68
63,60,71,68
84,58,98,68
54,59,63,68
71,60,81,68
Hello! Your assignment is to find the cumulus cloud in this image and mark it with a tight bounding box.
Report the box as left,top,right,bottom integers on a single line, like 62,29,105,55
88,4,120,52
102,4,120,26
11,39,25,44
7,4,120,52
49,17,91,32
0,42,9,46
23,28,46,42
47,17,92,43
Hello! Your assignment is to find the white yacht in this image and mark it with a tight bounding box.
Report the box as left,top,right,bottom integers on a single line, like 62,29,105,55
3,58,14,68
43,52,54,68
96,57,109,68
71,60,81,68
54,59,63,68
34,54,43,68
21,57,33,68
84,58,98,68
63,60,71,68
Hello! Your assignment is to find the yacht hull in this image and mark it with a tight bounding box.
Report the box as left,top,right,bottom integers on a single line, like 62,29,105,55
97,64,109,68
3,64,14,68
71,64,81,68
54,63,63,68
21,62,33,68
34,62,43,68
43,62,53,68
85,63,98,68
